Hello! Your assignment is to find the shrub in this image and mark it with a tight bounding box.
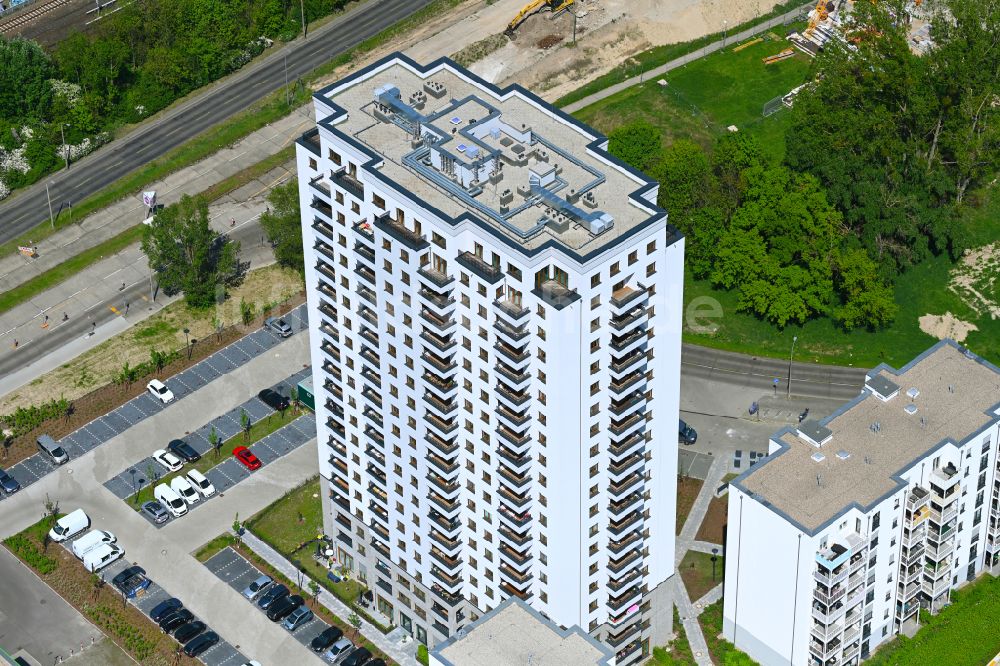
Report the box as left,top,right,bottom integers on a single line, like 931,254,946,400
3,533,58,574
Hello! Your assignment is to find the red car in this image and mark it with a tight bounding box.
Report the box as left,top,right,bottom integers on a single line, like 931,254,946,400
233,446,262,471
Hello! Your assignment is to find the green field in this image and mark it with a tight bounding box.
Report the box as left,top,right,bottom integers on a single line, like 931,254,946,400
866,574,1000,666
574,31,811,161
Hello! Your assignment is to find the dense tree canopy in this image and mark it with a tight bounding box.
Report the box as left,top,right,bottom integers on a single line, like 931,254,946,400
260,180,304,271
142,195,244,307
786,0,999,275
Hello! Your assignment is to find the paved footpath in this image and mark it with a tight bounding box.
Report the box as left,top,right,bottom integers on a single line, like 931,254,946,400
562,3,813,114
240,531,420,666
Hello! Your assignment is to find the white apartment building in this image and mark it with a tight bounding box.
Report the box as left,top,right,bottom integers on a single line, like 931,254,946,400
724,340,1000,666
294,54,684,663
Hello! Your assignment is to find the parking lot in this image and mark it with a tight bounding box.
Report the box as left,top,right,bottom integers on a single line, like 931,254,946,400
60,534,251,666
205,547,336,662
102,370,314,527
0,305,307,498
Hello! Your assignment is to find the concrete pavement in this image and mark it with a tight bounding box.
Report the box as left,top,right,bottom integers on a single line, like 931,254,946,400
0,330,323,666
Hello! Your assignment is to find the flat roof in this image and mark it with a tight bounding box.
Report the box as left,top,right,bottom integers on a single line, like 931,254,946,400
313,55,665,255
431,598,614,666
738,341,1000,532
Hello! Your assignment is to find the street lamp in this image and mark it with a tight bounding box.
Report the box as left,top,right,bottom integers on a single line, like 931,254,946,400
60,123,71,170
723,19,728,47
45,180,55,229
129,468,136,498
711,547,719,581
183,328,191,359
786,335,798,398
283,51,290,108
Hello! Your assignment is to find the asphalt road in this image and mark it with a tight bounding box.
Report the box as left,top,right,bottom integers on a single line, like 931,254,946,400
0,0,436,243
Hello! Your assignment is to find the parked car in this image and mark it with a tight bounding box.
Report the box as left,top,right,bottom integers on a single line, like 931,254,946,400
159,608,194,633
233,446,262,471
311,626,344,652
169,476,199,505
36,434,69,465
167,438,200,463
153,484,187,517
147,379,175,404
186,469,216,498
48,509,89,542
366,660,386,666
149,598,182,622
0,467,21,495
71,530,116,559
173,620,207,643
141,500,170,524
323,638,353,663
112,566,150,598
183,631,219,657
265,317,292,338
258,388,290,412
241,574,273,601
341,647,372,666
266,594,303,622
152,449,184,472
282,605,313,632
679,419,698,445
256,583,288,610
82,543,124,573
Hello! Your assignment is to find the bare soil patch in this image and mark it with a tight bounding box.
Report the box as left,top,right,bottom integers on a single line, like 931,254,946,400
695,494,728,545
676,476,704,535
918,312,979,343
949,242,1000,320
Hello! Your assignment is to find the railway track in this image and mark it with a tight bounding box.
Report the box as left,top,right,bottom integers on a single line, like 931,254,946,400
0,0,71,34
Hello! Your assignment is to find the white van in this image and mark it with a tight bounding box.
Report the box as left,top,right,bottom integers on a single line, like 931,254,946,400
153,484,187,517
82,543,124,572
48,509,90,543
71,530,116,560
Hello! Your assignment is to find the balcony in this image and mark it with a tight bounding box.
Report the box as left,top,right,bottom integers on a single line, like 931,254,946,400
611,282,647,309
608,569,643,593
353,219,374,242
532,279,580,309
312,217,334,239
359,326,379,347
331,168,364,200
611,328,647,355
499,525,532,548
428,492,460,516
611,307,647,334
608,452,645,481
500,581,532,601
608,586,642,613
311,198,333,219
422,351,457,375
424,392,457,417
494,319,529,344
610,348,646,375
301,128,321,155
432,584,463,606
499,563,533,586
368,483,388,505
456,251,503,284
499,544,532,568
367,463,386,486
317,280,338,302
494,297,530,324
495,404,530,430
497,445,531,472
424,372,458,398
354,242,375,264
429,510,460,534
361,386,382,408
494,341,530,366
370,538,390,559
358,305,379,326
419,288,456,313
369,520,389,542
496,425,531,452
427,471,460,496
498,485,532,511
314,240,336,261
609,494,643,521
430,529,461,552
497,464,531,490
420,329,456,353
495,383,529,409
609,530,643,555
495,362,531,389
813,585,847,606
369,502,389,524
610,412,644,438
609,473,644,499
498,505,532,531
610,371,646,397
427,452,459,476
424,413,458,438
610,432,645,460
610,392,646,419
360,345,380,368
420,307,455,332
374,213,428,250
608,549,643,575
430,547,462,571
431,566,462,589
355,263,376,285
418,265,454,290
426,432,459,457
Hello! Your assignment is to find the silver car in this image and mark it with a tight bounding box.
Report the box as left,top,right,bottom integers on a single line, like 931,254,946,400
241,574,273,601
265,317,292,337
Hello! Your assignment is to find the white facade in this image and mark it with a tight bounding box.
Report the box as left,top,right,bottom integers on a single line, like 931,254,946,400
725,341,1000,666
295,54,683,663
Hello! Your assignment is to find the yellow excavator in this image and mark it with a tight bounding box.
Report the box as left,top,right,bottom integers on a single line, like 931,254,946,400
505,0,575,36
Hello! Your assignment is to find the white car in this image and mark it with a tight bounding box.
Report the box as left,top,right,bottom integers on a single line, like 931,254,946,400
170,476,199,505
152,448,183,473
146,379,174,404
153,484,187,517
186,469,216,498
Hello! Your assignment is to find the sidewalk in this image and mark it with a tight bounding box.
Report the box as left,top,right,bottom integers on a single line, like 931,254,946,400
562,3,812,114
0,108,309,296
240,531,420,666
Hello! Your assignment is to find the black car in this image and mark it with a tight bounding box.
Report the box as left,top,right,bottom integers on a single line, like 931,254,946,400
257,583,289,610
0,467,21,494
342,646,372,666
173,620,207,643
366,659,386,666
159,609,194,633
258,388,290,412
311,626,344,652
149,598,182,622
112,566,150,598
679,419,698,445
266,594,303,622
167,438,201,463
183,631,219,657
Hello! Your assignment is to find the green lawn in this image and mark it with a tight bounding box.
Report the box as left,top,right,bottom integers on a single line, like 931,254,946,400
698,600,760,665
679,550,724,603
865,574,1000,666
130,410,296,508
573,30,811,161
647,606,697,665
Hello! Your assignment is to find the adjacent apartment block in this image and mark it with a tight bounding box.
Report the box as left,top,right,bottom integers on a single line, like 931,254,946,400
724,340,1000,666
295,53,684,663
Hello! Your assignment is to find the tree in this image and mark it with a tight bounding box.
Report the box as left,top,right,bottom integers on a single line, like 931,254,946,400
150,348,167,374
0,36,55,122
347,608,362,639
606,120,662,172
240,408,251,441
650,138,715,230
308,580,320,607
209,426,221,458
141,194,243,308
833,248,898,330
260,180,304,271
240,297,255,326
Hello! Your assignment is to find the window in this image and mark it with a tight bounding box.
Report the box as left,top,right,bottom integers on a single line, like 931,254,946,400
628,250,638,265
647,240,656,254
351,201,360,214
372,194,385,209
508,264,522,280
610,262,620,276
646,262,656,277
591,274,601,288
309,157,317,170
329,149,342,165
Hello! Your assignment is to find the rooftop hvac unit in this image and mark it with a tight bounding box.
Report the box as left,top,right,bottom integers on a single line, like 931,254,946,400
587,212,614,235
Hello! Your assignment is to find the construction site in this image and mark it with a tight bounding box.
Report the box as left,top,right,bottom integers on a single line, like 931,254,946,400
786,0,935,56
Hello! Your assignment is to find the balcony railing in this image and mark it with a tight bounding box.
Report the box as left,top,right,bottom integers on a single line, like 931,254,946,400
456,251,503,283
374,213,428,250
418,266,454,289
331,168,364,200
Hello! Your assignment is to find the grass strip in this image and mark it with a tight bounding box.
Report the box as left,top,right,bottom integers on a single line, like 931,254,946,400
555,0,809,108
